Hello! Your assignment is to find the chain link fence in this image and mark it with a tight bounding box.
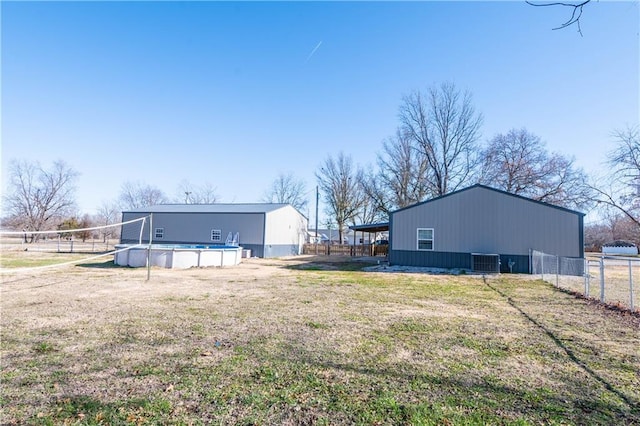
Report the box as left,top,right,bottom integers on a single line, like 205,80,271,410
531,250,638,312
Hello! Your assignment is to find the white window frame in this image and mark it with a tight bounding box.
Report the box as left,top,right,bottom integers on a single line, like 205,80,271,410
154,228,164,239
417,228,434,251
211,229,222,242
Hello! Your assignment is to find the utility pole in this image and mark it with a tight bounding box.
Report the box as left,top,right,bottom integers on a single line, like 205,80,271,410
315,185,319,254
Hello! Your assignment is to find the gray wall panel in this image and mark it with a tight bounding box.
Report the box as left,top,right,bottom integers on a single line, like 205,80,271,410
389,250,472,269
390,250,533,273
499,254,531,274
121,212,265,246
237,244,263,258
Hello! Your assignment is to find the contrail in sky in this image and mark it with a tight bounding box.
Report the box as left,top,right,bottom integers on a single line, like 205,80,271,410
305,41,323,63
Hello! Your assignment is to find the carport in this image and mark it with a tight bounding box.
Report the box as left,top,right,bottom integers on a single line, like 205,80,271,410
349,222,389,256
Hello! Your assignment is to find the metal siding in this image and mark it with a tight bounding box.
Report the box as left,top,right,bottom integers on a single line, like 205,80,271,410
578,215,585,257
389,250,472,269
264,244,303,258
391,186,581,258
389,250,534,273
498,254,531,274
264,206,308,248
237,243,263,258
120,213,151,243
120,212,265,245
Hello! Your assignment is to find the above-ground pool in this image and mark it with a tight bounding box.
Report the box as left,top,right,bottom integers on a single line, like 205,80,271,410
114,244,243,269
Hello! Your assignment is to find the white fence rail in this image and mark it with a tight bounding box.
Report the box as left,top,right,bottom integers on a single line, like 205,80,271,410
531,250,638,313
1,236,119,253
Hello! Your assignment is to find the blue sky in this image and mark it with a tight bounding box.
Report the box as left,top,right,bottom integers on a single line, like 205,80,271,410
2,1,638,224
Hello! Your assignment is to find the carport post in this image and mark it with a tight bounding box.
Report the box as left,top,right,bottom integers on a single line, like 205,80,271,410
353,232,356,256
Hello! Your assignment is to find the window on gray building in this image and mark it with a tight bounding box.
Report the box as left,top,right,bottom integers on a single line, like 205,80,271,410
155,228,164,239
211,229,222,242
417,228,434,250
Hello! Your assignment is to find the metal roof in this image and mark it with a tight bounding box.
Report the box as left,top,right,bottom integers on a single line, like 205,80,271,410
123,203,293,214
391,184,585,217
349,222,390,233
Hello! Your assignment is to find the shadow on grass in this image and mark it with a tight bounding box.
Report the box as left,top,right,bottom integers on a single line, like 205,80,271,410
316,361,628,421
76,260,124,269
36,395,164,425
252,341,639,424
482,277,640,416
279,255,380,272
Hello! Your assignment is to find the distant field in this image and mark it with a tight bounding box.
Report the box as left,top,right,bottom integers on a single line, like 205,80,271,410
1,254,639,425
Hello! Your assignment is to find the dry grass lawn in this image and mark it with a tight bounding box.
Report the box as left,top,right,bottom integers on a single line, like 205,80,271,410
1,253,639,425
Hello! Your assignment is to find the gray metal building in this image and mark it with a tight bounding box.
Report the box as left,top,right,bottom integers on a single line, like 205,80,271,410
389,185,584,273
120,204,308,258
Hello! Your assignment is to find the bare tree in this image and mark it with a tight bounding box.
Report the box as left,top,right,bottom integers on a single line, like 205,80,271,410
584,222,611,252
262,172,308,212
527,0,592,36
119,181,169,210
376,128,431,212
95,200,121,242
592,126,640,228
176,180,219,204
585,206,640,251
357,129,429,221
605,209,640,245
3,159,78,239
479,128,592,209
355,169,388,225
399,82,483,198
316,153,364,244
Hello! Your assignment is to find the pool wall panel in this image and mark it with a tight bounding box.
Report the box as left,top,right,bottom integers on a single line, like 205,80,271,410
151,249,173,268
199,250,222,267
114,245,242,268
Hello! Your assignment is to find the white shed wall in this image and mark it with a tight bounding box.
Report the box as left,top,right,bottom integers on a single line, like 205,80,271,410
264,206,307,248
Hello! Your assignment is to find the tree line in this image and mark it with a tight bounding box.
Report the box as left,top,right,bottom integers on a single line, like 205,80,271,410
315,83,637,245
3,82,638,248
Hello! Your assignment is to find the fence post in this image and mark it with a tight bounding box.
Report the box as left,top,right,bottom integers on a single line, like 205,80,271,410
556,255,559,287
584,258,590,297
599,257,605,303
629,260,635,312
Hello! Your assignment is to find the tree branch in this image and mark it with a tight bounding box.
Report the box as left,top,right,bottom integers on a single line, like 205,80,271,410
526,0,591,36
